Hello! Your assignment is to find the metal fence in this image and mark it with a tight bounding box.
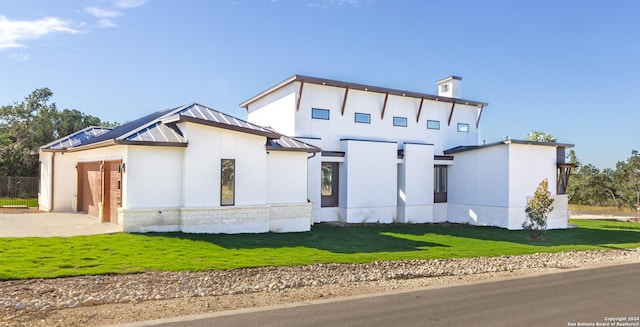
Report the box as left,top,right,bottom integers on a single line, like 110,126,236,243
0,176,39,207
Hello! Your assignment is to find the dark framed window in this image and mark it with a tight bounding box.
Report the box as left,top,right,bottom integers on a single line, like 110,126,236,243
457,123,469,133
427,120,440,130
434,165,447,203
354,112,371,124
393,116,407,127
221,159,235,206
321,162,339,207
312,108,330,120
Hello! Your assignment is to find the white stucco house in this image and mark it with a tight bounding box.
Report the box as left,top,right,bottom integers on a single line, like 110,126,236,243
38,102,320,233
241,75,575,229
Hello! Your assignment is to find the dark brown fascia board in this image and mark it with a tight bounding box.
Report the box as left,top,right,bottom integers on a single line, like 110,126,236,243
444,139,575,155
115,140,188,147
58,139,117,153
176,115,279,138
240,74,488,109
266,146,321,153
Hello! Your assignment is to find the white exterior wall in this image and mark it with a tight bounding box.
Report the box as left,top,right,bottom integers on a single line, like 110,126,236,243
341,140,397,223
125,146,183,208
289,83,480,154
39,146,128,213
447,145,510,227
38,152,53,212
398,143,434,223
179,122,267,207
447,143,568,229
266,151,308,204
506,143,566,229
247,83,297,136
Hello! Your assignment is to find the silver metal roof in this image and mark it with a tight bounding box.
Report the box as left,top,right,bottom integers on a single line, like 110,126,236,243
40,103,320,153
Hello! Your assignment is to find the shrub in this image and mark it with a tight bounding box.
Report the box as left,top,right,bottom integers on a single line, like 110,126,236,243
523,179,554,240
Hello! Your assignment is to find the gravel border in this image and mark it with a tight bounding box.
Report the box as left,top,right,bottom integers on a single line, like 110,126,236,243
2,248,639,326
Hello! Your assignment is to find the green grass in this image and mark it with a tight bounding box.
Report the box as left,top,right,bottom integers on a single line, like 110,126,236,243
0,197,38,207
569,204,640,214
1,219,639,280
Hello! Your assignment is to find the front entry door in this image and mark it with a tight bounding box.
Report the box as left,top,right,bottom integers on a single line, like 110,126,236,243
321,162,339,207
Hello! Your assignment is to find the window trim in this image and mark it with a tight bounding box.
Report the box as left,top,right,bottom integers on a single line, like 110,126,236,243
311,108,330,120
434,165,448,203
393,116,408,127
220,159,235,206
427,120,440,130
457,123,470,133
354,112,371,124
321,162,339,207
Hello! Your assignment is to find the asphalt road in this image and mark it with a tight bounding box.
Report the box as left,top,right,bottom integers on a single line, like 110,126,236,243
146,263,640,327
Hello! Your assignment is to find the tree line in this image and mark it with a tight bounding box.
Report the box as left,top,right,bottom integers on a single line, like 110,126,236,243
0,88,117,177
526,131,640,210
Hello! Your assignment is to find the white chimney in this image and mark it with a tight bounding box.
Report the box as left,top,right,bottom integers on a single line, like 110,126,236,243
436,76,462,98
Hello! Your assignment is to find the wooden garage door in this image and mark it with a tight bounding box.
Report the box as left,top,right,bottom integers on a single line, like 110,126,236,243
77,162,102,218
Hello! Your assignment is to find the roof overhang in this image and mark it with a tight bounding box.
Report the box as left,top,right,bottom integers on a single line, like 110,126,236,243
444,139,575,155
240,74,489,109
176,115,279,138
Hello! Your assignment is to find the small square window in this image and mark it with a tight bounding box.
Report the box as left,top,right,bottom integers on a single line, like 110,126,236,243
441,84,449,93
354,112,370,124
393,116,407,127
427,120,440,130
312,108,330,120
457,123,470,133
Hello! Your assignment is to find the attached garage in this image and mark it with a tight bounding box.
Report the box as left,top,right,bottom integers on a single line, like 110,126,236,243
77,160,122,224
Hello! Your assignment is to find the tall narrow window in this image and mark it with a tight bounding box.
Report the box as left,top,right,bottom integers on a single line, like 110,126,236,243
312,108,330,120
434,165,448,203
321,162,339,207
221,159,235,206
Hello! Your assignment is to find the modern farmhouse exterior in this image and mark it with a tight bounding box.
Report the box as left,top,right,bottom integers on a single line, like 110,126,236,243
38,103,319,233
241,75,574,229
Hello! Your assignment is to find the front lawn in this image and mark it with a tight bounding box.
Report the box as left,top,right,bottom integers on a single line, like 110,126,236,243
0,197,38,208
1,219,639,280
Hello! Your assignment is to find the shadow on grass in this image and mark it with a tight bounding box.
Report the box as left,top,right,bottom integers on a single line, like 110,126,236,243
140,220,640,253
141,224,448,254
391,221,640,248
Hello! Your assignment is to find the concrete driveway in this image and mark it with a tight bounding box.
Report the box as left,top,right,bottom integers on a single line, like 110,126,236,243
0,212,122,237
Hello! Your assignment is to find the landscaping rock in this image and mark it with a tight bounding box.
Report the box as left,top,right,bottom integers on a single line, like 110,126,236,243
0,249,638,326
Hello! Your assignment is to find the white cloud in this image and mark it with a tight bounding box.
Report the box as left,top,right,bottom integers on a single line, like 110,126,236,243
114,0,148,8
0,15,79,50
9,52,30,61
98,19,118,28
85,7,122,18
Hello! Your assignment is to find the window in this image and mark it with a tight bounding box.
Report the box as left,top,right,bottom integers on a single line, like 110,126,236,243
441,84,449,93
312,108,330,120
393,116,407,127
354,112,371,124
434,165,447,203
221,159,235,206
321,162,339,207
457,123,469,133
427,120,440,130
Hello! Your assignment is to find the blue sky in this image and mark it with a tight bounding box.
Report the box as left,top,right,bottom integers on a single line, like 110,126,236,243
1,0,638,169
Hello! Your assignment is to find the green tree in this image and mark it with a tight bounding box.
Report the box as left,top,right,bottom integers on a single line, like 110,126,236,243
614,150,640,209
525,130,557,143
0,88,116,176
523,179,554,240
